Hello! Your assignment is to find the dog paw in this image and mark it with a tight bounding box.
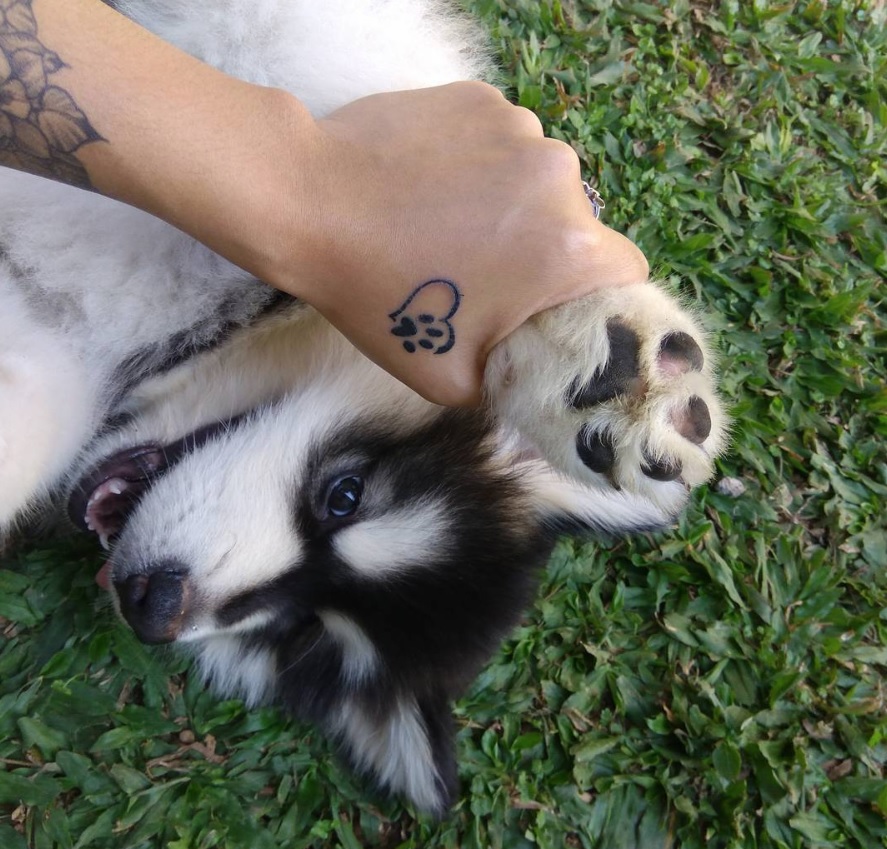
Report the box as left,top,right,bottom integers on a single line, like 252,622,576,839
486,282,728,515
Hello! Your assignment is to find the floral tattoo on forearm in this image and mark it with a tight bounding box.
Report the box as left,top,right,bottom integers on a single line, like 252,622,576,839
0,0,104,190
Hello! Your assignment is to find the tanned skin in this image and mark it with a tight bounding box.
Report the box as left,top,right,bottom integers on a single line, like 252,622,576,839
0,0,649,406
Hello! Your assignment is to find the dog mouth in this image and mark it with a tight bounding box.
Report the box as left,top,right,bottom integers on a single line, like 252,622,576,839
68,444,170,549
68,418,245,550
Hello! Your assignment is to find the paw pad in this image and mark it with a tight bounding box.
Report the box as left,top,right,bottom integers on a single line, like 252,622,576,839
674,395,712,445
658,331,704,375
565,318,723,493
641,452,682,482
568,321,643,408
576,426,615,474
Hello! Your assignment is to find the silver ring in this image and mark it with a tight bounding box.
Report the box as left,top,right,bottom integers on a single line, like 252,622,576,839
582,181,605,219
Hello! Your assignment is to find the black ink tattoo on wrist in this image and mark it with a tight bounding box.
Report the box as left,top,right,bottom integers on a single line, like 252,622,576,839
389,279,461,355
0,0,105,190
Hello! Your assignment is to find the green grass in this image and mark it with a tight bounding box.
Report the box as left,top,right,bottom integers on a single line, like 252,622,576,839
2,0,885,847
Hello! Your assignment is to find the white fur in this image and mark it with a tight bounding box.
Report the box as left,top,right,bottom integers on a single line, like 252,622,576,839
192,635,278,706
116,0,494,113
320,612,379,684
0,286,96,520
519,460,683,532
333,697,443,814
334,501,450,577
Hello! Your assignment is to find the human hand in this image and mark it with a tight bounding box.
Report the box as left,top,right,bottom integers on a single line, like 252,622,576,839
272,82,649,406
2,0,644,407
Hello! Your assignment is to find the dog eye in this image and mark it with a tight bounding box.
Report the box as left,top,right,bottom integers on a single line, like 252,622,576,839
326,476,364,518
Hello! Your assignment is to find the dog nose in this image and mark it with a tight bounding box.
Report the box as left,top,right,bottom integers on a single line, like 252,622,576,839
113,561,189,644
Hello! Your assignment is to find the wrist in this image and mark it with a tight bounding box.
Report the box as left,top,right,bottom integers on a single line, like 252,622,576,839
191,84,359,307
241,87,340,300
187,84,329,292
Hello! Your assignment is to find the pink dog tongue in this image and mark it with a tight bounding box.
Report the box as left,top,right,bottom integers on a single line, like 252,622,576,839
96,561,112,591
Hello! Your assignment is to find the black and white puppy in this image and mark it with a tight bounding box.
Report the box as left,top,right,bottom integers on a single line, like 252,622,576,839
0,0,726,814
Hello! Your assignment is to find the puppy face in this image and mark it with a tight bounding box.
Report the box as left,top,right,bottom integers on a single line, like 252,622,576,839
69,372,551,813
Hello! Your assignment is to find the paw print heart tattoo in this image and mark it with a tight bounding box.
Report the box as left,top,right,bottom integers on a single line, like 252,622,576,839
389,279,461,355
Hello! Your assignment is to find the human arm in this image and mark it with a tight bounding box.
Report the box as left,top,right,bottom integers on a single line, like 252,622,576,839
2,0,649,405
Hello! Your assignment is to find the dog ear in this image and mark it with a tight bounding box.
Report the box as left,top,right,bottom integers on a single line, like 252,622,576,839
517,458,678,535
279,613,458,814
330,687,458,816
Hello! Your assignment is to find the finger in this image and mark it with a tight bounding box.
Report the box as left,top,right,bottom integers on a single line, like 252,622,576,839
504,104,545,138
523,220,649,319
587,224,649,286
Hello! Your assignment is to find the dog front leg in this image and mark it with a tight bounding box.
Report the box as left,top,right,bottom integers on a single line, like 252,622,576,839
0,287,98,528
